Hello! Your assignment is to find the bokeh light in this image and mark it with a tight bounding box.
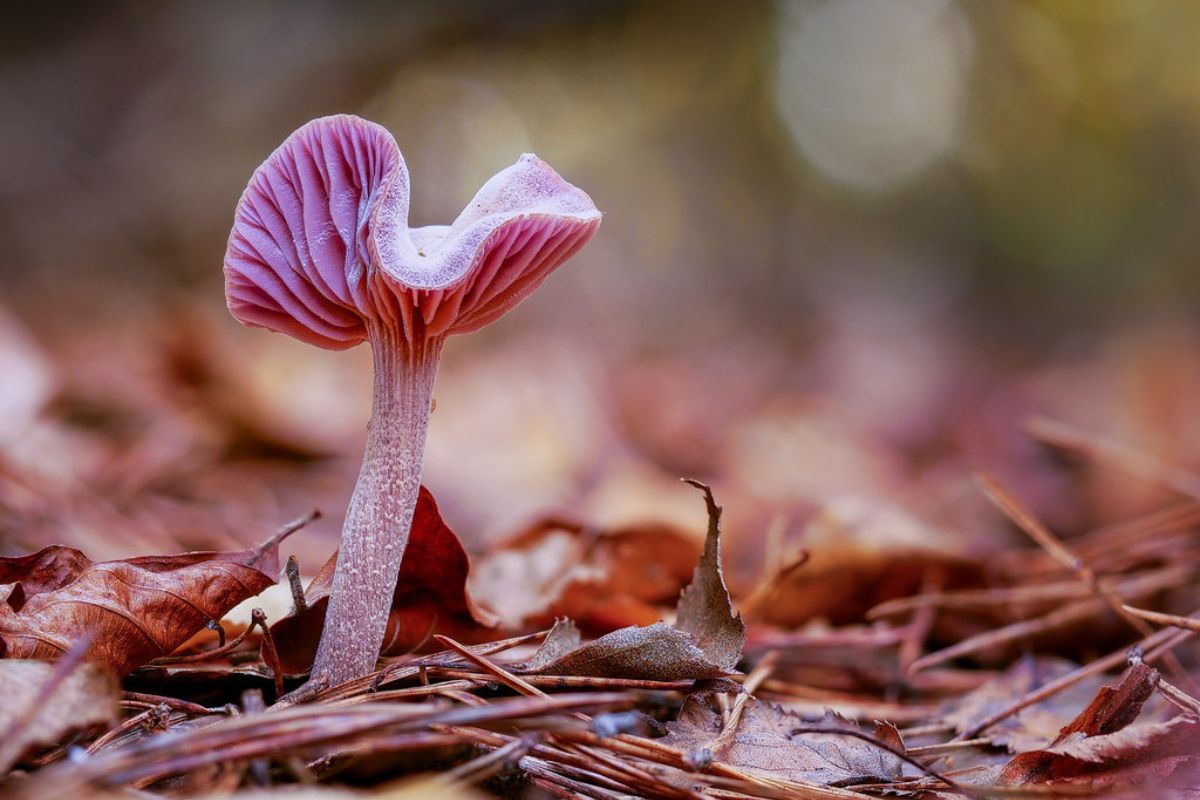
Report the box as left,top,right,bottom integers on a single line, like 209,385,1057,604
773,0,972,192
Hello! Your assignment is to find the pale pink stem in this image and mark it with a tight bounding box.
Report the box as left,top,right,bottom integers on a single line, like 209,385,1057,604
309,324,443,686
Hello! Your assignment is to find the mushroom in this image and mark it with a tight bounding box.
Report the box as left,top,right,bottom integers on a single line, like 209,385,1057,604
224,115,601,685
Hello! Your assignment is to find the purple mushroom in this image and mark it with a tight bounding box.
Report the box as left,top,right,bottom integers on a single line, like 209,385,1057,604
224,115,600,685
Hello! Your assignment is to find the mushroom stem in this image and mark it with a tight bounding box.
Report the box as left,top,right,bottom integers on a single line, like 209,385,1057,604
309,325,443,686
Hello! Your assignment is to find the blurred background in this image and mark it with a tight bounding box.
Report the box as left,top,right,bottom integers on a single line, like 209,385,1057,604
4,0,1200,601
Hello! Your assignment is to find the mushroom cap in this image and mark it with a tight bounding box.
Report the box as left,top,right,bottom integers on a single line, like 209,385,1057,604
224,115,601,349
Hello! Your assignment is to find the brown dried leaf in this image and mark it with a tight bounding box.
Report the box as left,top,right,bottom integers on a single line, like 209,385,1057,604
0,535,287,676
663,696,903,787
160,307,336,461
0,546,93,599
527,483,745,680
470,516,700,631
999,716,1200,788
1050,662,1159,744
271,487,498,675
0,659,119,773
528,621,733,680
676,480,744,672
753,496,982,627
998,662,1189,786
527,617,582,671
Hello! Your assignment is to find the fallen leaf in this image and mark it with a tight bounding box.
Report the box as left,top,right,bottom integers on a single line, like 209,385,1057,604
527,482,745,680
0,546,93,599
1049,661,1159,743
999,715,1200,788
752,496,982,627
270,487,498,675
470,515,700,631
0,533,289,676
159,306,337,461
0,659,119,773
997,662,1197,787
663,696,904,787
527,618,582,671
675,479,744,673
528,621,737,681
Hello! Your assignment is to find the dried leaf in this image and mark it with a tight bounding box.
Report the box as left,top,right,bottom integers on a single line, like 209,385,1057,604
663,696,903,787
0,535,287,676
676,480,744,672
998,663,1190,786
271,487,498,675
754,496,982,627
1000,716,1200,787
0,659,119,773
527,483,745,680
470,516,700,630
0,546,93,600
527,621,734,681
160,310,334,462
1050,662,1159,744
527,618,582,671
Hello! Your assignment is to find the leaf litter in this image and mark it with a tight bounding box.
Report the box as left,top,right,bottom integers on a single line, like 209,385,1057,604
3,308,1200,799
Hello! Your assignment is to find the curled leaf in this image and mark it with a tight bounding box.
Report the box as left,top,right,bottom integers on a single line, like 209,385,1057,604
527,618,582,671
999,716,1200,788
529,621,735,681
1049,661,1159,743
676,479,744,672
998,663,1198,787
528,482,745,680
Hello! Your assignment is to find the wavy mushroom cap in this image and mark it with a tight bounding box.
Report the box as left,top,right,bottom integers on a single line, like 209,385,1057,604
224,115,601,349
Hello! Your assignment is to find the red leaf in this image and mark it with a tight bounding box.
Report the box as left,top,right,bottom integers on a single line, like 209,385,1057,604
997,663,1198,787
270,486,497,675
